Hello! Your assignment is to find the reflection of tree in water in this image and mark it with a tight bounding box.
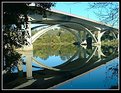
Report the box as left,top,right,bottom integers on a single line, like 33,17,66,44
86,47,93,55
101,43,119,89
104,58,119,89
33,44,77,60
101,45,118,57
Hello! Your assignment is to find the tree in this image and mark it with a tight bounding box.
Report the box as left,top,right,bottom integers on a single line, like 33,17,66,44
88,2,119,27
2,2,55,72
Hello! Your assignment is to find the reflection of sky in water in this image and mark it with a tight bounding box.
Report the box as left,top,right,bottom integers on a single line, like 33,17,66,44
34,55,68,67
52,57,119,89
11,46,119,89
12,55,69,73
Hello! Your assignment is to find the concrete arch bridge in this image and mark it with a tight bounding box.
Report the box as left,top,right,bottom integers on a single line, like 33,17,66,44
15,7,119,79
19,7,118,50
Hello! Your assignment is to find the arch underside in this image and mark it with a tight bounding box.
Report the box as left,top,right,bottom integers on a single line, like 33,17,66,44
31,21,100,44
31,20,118,45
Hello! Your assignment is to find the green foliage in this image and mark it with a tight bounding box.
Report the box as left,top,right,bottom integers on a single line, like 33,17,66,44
33,29,76,45
3,2,55,71
3,3,55,24
31,30,39,36
101,39,118,47
33,29,77,60
33,44,77,60
3,49,21,70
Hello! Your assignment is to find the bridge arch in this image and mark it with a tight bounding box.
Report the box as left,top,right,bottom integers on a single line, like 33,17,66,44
100,29,118,41
28,8,118,46
31,21,99,44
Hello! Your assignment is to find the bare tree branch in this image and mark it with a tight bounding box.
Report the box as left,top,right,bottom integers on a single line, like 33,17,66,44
88,2,119,27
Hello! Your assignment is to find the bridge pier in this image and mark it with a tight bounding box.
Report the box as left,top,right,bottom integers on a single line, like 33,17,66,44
16,50,33,79
97,45,101,58
95,44,106,58
96,31,101,45
26,50,33,79
22,45,33,50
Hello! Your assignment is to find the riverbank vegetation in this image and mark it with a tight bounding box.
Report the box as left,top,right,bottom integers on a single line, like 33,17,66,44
33,28,77,48
33,28,78,60
33,28,119,60
101,39,118,47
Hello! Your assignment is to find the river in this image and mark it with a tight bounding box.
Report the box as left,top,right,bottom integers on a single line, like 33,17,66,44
3,43,119,90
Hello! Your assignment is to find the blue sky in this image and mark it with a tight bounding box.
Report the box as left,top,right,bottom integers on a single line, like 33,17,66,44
52,2,99,21
51,2,119,28
32,2,119,28
32,2,99,28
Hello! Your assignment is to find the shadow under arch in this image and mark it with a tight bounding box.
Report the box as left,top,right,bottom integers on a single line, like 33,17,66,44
31,24,49,31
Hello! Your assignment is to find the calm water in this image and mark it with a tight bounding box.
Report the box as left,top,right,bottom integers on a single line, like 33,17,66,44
51,57,119,89
4,43,119,89
32,44,119,89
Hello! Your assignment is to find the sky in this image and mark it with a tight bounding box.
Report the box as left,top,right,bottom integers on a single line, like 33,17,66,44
32,2,99,28
52,2,99,21
32,2,119,28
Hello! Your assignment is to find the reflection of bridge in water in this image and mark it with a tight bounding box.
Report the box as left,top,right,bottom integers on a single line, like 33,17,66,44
13,45,118,89
17,44,117,80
